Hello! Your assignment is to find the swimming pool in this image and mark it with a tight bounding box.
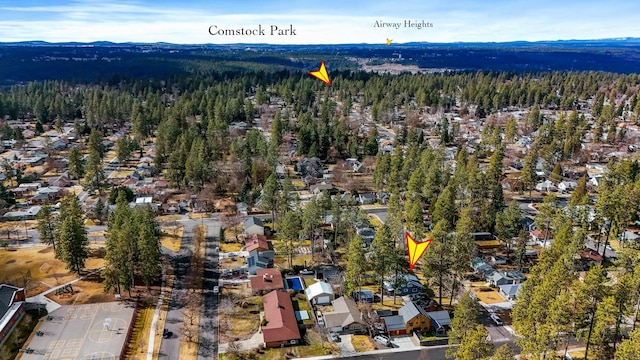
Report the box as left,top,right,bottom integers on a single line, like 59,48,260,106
286,277,304,290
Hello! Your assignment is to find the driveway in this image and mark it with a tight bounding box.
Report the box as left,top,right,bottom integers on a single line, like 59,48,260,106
390,335,419,350
337,334,356,356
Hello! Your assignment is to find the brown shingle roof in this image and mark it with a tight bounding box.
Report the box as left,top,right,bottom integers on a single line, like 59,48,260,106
245,234,270,252
262,290,300,344
251,269,284,293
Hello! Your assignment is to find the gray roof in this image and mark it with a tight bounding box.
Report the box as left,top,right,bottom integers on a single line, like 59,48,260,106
399,301,430,323
499,283,522,296
323,296,363,328
0,284,20,319
384,315,406,331
427,310,451,329
244,216,264,228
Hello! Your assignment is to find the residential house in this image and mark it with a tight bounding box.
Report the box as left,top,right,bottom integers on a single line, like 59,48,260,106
426,310,451,336
535,180,557,192
358,193,376,205
489,255,508,265
250,269,284,295
557,181,578,193
48,172,71,188
261,290,301,347
247,248,275,275
0,284,26,347
354,290,374,303
160,202,180,215
244,216,265,236
323,296,367,334
304,281,334,305
398,301,431,335
383,274,424,296
530,229,554,247
384,315,407,336
297,157,324,178
471,232,501,250
309,183,334,196
29,186,63,205
488,270,526,287
2,206,42,221
245,234,272,253
498,283,522,301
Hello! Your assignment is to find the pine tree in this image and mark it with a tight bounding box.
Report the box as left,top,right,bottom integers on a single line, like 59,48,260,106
136,206,161,290
37,205,59,258
422,219,453,305
495,200,523,254
447,292,482,358
615,328,640,360
83,146,106,194
369,224,396,304
343,235,366,297
492,344,515,360
454,324,494,360
276,210,300,269
67,146,84,180
56,194,88,275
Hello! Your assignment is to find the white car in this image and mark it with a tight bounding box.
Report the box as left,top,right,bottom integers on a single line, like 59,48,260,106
213,286,219,294
490,314,504,326
374,335,391,347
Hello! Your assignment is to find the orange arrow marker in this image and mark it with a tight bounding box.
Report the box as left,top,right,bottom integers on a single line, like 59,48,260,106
406,231,433,270
309,61,331,86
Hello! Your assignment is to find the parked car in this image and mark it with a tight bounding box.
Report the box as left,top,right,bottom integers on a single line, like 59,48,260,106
162,329,173,339
490,314,504,326
374,335,391,347
329,333,341,342
300,269,314,275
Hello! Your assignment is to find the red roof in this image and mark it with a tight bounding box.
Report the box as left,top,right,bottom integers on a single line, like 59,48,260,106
245,234,270,252
580,249,603,262
530,229,553,240
262,290,300,344
250,269,284,292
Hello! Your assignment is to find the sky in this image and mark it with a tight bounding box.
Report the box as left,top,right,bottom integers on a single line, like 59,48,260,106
0,0,639,44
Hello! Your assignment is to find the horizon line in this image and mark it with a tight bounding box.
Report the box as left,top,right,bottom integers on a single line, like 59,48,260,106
2,37,639,47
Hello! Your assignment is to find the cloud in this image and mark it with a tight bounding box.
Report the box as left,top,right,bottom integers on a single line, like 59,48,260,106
0,0,638,43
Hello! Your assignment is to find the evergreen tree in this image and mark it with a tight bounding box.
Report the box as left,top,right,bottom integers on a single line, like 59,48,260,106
423,219,453,304
276,210,301,269
343,235,366,297
447,292,482,358
57,194,89,275
492,344,515,360
136,206,161,289
454,324,494,360
369,224,396,304
37,205,59,258
495,200,523,254
67,146,84,180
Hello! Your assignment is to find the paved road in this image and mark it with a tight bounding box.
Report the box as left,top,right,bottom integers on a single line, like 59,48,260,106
158,219,197,360
197,218,221,359
324,341,516,360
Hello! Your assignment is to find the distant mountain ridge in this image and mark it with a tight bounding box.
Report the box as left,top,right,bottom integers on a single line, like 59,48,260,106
2,37,640,47
0,38,639,85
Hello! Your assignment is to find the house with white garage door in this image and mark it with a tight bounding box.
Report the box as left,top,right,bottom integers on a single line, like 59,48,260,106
304,281,334,305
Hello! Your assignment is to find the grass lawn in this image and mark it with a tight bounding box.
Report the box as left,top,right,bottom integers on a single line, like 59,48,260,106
256,330,338,360
372,298,404,311
303,277,318,287
367,214,383,227
351,335,375,352
219,295,262,342
220,242,243,253
160,226,183,252
0,246,105,297
291,294,313,325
